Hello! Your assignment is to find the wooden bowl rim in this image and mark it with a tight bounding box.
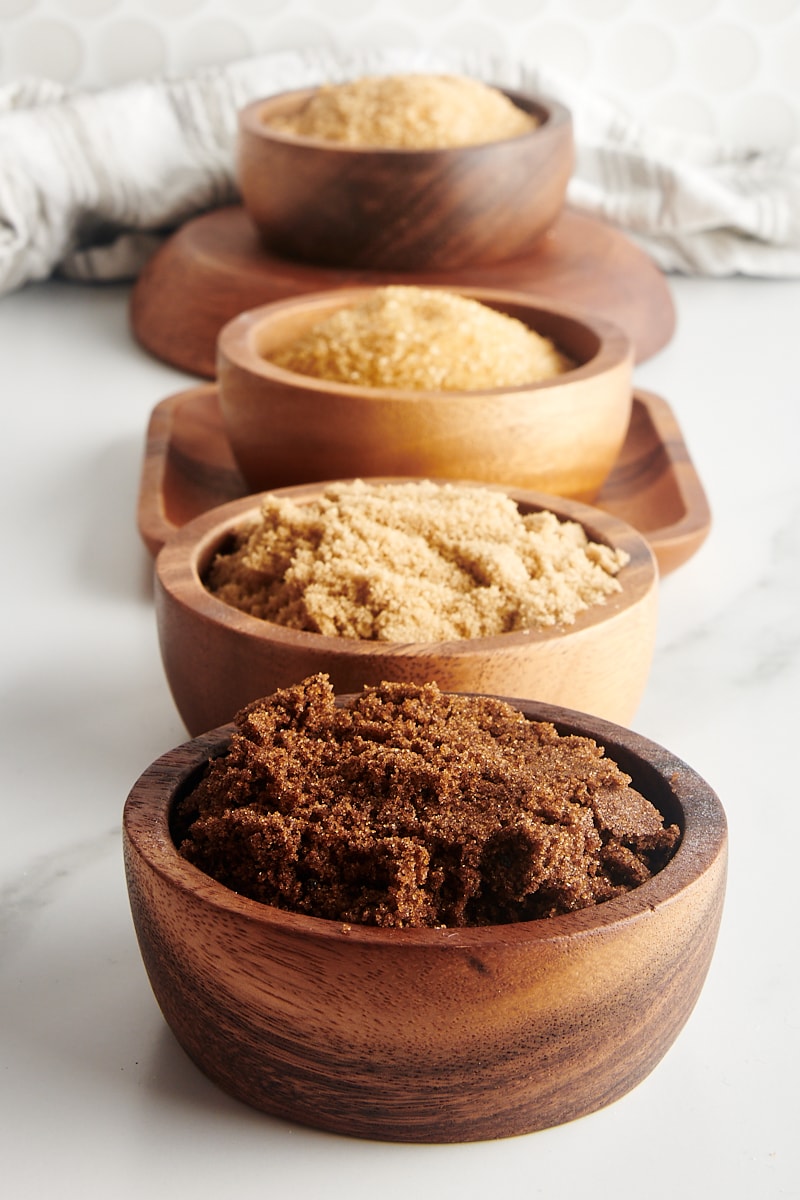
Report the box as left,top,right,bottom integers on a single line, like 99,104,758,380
216,285,633,400
123,695,727,949
238,85,572,155
155,479,658,655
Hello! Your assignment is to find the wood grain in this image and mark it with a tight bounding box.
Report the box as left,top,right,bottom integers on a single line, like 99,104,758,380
129,205,676,378
215,286,634,499
136,385,711,575
237,90,573,270
123,699,728,1142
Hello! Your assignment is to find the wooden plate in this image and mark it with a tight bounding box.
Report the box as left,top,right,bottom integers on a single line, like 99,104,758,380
130,205,676,379
137,385,711,575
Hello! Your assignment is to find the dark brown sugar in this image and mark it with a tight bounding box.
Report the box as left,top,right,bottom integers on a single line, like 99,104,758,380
174,676,680,928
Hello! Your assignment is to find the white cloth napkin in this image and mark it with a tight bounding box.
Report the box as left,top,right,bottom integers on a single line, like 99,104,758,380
2,46,800,297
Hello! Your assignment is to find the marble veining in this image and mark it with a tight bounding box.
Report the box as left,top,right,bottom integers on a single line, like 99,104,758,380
1,275,798,1197
0,826,120,956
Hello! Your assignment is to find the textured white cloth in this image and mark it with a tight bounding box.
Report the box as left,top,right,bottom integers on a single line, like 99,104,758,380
2,46,800,296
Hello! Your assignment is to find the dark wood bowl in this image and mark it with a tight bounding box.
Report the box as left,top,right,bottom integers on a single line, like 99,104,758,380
153,481,658,737
236,87,574,271
216,286,634,500
123,695,727,1143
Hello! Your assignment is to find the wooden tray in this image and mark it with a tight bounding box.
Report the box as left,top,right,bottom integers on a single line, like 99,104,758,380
137,385,710,575
130,205,676,379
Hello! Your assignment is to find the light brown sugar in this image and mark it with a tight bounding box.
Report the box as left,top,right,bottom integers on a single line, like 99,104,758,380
205,480,629,642
266,73,538,149
267,286,572,390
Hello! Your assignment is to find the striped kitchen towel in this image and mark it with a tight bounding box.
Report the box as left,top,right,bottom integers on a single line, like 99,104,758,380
1,46,799,296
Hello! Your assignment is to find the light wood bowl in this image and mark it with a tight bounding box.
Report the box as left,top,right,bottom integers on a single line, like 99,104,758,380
236,88,573,271
123,695,728,1143
153,480,658,737
216,286,634,500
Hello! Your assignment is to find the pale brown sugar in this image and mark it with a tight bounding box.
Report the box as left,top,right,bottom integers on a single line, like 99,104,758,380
267,286,572,390
174,676,680,928
204,480,629,642
267,73,538,149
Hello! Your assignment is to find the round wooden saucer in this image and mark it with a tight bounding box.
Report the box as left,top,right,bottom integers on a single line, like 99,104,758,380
130,205,676,379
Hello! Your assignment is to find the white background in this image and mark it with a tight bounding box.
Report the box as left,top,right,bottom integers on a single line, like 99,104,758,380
2,271,798,1200
2,0,800,150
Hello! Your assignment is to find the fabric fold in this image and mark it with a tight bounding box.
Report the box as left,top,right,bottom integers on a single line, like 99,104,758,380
1,47,799,295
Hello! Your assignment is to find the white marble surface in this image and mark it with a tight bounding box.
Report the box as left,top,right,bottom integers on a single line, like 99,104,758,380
1,272,798,1197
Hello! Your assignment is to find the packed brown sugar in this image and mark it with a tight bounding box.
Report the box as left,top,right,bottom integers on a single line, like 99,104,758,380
267,286,572,390
267,73,537,149
205,480,629,642
174,676,680,928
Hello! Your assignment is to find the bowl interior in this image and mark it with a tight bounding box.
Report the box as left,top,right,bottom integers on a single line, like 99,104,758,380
237,290,614,394
248,86,557,151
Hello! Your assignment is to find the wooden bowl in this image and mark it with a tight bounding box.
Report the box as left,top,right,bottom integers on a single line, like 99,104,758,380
216,286,634,501
236,87,573,271
153,480,658,737
123,695,728,1142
